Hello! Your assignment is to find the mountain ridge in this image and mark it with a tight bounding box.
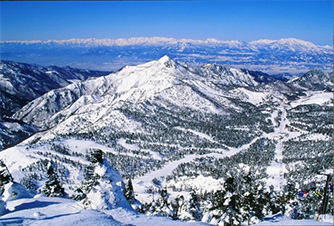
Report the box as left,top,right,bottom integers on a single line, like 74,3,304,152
1,37,332,49
1,37,332,74
0,60,110,116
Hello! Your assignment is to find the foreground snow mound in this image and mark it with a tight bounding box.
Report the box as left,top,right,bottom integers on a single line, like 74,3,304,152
0,195,208,225
2,182,33,202
0,196,121,225
317,214,333,224
83,159,132,211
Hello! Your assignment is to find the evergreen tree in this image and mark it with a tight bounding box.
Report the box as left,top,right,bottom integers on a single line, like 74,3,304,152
74,161,99,201
210,177,243,226
42,163,65,197
74,149,104,201
171,195,184,220
265,185,283,216
124,177,135,203
0,160,13,195
222,177,242,226
86,149,103,164
187,191,202,221
159,187,169,207
240,169,266,223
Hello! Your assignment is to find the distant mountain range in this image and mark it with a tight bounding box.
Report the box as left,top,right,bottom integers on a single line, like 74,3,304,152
1,37,332,74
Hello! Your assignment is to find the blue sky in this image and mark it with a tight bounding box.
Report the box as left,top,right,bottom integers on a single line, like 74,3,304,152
0,1,332,45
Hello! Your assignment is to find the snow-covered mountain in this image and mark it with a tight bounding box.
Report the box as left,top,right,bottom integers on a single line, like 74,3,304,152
12,56,277,130
0,60,109,150
0,56,332,225
1,37,332,74
2,37,330,52
0,118,36,150
288,69,333,91
0,60,110,117
250,38,331,54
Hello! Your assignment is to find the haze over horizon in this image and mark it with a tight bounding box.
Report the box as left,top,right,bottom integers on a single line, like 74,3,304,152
0,0,332,45
0,36,332,47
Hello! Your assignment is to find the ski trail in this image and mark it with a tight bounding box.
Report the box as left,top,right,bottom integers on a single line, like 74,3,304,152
266,104,296,191
133,153,225,194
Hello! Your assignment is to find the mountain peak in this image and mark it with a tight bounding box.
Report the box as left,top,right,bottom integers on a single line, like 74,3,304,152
288,68,333,91
273,38,319,52
157,55,176,68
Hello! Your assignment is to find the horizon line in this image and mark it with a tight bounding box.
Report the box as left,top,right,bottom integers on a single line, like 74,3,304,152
0,36,332,47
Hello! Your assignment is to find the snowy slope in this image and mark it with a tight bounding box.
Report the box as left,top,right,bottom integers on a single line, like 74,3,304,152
0,60,109,116
198,64,259,86
12,56,266,130
0,195,208,226
0,118,36,150
288,69,333,91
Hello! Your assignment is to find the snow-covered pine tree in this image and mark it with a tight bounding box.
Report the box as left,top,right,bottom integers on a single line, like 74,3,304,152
221,177,243,226
74,149,103,201
124,177,135,203
159,187,169,207
240,169,266,224
42,162,65,197
73,164,98,201
0,160,13,190
0,160,10,215
142,187,173,217
283,180,303,218
75,166,99,202
209,177,242,226
180,191,202,221
78,148,131,210
265,185,283,216
171,195,184,220
87,148,104,164
154,187,172,216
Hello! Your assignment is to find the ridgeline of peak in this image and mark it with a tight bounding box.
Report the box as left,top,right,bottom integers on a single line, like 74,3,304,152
198,64,259,86
156,55,176,68
288,68,333,91
11,57,269,129
10,57,332,132
0,60,109,117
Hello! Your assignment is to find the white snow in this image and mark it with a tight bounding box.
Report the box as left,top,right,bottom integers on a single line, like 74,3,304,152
0,196,207,225
61,138,157,160
233,88,267,105
117,138,140,151
255,216,332,225
107,207,208,226
290,92,333,108
2,182,33,202
265,106,288,190
0,196,122,225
